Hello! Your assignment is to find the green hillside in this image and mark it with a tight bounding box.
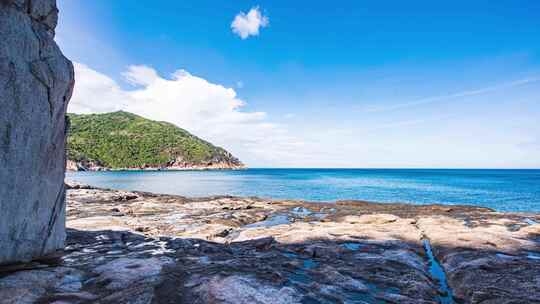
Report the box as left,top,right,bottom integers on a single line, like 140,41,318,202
67,111,243,169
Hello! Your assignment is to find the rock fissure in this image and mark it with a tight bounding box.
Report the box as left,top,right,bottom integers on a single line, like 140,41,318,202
6,61,22,113
30,59,55,118
29,20,45,58
422,238,455,304
414,217,456,304
40,183,65,255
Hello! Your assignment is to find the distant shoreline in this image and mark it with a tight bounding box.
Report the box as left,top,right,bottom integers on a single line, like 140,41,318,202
68,167,540,171
66,160,246,172
67,167,247,172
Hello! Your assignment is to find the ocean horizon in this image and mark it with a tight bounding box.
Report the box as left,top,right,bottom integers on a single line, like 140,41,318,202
68,168,540,213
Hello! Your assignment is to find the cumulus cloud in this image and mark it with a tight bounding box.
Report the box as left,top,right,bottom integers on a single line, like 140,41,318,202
122,65,160,86
69,63,302,166
70,63,129,113
231,6,268,39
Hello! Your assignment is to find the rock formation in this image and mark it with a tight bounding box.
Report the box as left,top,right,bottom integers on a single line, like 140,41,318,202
0,0,74,264
1,183,538,303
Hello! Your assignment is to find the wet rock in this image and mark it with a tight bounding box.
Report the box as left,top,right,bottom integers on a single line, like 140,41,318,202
291,206,313,218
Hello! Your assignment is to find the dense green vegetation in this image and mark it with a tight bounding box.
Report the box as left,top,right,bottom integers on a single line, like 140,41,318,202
67,111,242,169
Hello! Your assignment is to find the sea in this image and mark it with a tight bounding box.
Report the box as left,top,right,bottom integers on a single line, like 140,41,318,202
67,168,540,213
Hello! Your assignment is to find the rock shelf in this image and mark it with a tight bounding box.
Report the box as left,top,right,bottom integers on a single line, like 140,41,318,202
1,183,539,303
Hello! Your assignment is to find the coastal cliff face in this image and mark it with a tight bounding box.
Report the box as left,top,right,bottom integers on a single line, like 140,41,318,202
0,0,74,264
66,111,245,171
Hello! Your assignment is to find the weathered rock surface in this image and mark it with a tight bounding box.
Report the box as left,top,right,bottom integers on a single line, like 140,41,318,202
1,183,538,303
0,0,74,264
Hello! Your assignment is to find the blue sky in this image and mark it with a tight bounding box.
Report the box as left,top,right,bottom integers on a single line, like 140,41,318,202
57,0,540,168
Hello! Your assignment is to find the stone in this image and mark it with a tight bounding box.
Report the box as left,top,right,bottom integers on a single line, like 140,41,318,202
94,257,173,290
191,275,302,304
339,213,399,225
417,216,540,303
0,0,74,264
0,267,84,304
1,185,539,302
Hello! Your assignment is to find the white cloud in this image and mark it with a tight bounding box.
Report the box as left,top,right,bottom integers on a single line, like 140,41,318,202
68,63,302,166
122,65,160,86
69,63,129,113
231,7,269,39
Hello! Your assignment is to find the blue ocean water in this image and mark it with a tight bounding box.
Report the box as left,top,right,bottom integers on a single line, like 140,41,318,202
67,169,540,212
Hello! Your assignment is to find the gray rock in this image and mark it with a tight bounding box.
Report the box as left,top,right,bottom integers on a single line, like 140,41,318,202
94,257,174,290
0,0,74,264
0,267,84,304
192,275,302,304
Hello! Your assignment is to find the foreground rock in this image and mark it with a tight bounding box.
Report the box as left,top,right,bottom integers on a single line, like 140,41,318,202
0,0,74,264
0,184,538,303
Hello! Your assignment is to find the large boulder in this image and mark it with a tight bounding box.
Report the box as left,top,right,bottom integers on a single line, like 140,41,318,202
0,0,74,264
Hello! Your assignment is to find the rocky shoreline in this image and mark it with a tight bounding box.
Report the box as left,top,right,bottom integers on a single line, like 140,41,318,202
1,183,539,303
66,160,246,172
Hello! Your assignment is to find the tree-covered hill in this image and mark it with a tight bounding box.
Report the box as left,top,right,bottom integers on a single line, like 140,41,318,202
67,111,244,170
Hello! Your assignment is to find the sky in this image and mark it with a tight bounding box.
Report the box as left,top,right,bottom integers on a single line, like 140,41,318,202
56,0,540,168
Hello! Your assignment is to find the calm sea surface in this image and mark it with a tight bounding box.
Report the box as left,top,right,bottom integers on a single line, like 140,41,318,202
67,169,540,212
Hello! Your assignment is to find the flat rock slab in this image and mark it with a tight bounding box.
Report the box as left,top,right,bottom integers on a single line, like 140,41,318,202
0,184,539,303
